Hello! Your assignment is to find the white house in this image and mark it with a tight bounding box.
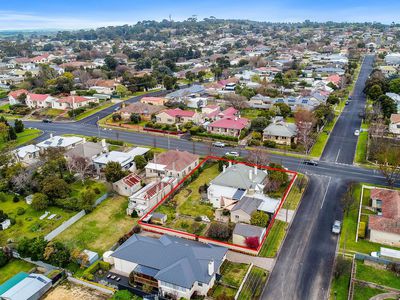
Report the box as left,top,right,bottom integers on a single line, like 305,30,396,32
36,135,84,151
389,114,400,135
113,173,142,197
13,144,41,164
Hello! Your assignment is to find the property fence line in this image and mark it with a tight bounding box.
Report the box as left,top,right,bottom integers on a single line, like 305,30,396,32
234,263,253,300
12,251,58,271
44,210,86,241
348,255,356,300
67,276,115,295
44,193,109,241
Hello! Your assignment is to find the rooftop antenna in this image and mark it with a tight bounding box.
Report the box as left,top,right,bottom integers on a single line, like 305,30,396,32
169,14,172,22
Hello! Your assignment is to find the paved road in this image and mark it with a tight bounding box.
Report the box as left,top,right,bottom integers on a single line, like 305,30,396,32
321,55,374,164
262,55,376,300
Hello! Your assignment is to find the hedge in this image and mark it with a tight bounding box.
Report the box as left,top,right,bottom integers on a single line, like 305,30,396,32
358,221,366,239
192,132,239,142
82,260,111,280
105,139,124,146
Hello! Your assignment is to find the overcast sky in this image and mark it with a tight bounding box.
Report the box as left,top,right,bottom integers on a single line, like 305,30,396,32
0,0,399,30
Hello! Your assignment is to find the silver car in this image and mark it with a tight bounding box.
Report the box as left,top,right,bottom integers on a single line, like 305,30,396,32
332,220,341,234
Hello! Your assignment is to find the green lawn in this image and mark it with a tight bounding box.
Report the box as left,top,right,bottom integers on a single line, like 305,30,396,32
69,180,107,199
356,260,400,290
354,132,368,164
238,267,268,300
0,193,76,245
0,259,35,284
339,184,400,255
283,174,307,210
75,101,115,121
259,220,288,257
39,108,65,118
353,283,385,300
241,108,263,120
0,103,10,111
0,128,42,151
329,258,352,300
55,196,136,255
309,116,337,158
211,284,237,299
219,261,250,288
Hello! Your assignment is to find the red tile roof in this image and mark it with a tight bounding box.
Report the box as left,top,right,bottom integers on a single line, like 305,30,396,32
369,188,400,235
162,108,196,118
153,150,199,172
327,74,341,85
8,89,28,99
122,173,141,187
28,93,51,102
208,117,249,130
219,107,238,118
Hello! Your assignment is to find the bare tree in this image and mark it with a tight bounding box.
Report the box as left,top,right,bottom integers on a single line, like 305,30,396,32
295,109,316,156
66,155,92,183
341,182,356,216
223,94,248,110
246,148,270,166
377,145,400,187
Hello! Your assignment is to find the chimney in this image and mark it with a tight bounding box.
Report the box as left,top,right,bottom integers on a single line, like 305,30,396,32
228,161,232,168
223,165,226,173
50,133,53,138
254,166,258,175
101,139,107,152
249,170,253,181
208,260,214,276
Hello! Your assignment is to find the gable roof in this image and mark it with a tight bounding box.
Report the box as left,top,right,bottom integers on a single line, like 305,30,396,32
57,96,91,103
8,89,28,99
208,117,249,130
28,93,51,102
111,235,227,288
263,122,297,138
150,150,199,172
65,142,104,159
120,102,165,115
211,163,267,190
231,196,263,215
161,108,196,118
369,188,400,235
121,173,141,187
233,223,265,238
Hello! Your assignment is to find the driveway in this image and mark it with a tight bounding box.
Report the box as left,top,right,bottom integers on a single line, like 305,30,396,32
226,251,275,271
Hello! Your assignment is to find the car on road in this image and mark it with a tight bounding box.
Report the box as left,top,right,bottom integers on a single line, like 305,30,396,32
332,220,341,234
225,151,239,157
303,159,318,166
354,130,360,136
345,100,350,105
42,119,53,123
212,141,225,147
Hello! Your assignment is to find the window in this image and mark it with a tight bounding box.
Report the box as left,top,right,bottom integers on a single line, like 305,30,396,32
198,282,203,287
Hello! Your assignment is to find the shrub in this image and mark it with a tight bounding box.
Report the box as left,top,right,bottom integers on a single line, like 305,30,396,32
31,193,49,211
358,221,366,238
94,187,101,194
0,193,6,202
132,225,141,233
112,113,121,122
194,216,202,222
130,210,138,218
249,139,261,146
193,132,239,142
105,139,124,146
245,236,260,249
263,140,277,148
16,207,25,215
13,195,20,203
250,211,270,227
207,222,232,241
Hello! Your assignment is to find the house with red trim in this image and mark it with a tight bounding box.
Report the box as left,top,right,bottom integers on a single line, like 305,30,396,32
127,176,178,216
207,116,249,137
155,108,201,125
52,95,99,110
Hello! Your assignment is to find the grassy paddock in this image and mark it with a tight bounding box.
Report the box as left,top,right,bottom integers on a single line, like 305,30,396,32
0,259,35,285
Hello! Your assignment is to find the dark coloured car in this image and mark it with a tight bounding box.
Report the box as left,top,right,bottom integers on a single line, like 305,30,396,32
42,119,53,123
303,159,318,166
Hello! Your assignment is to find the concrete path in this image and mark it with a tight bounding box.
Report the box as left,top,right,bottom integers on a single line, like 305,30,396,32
226,251,275,271
276,208,295,223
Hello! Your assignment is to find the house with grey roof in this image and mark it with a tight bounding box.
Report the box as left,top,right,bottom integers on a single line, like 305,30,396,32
232,223,266,247
263,120,297,145
109,234,227,299
166,85,206,102
207,163,268,209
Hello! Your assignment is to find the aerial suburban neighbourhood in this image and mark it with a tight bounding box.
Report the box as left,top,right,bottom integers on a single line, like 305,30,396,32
0,2,400,300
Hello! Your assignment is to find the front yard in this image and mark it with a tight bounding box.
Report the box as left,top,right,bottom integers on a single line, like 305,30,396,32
0,128,42,151
238,266,268,300
0,259,35,285
55,195,136,255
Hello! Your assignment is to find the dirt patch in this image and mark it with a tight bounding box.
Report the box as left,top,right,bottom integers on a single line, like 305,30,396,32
43,282,110,300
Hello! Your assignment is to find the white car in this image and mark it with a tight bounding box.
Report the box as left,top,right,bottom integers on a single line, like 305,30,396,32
212,141,225,147
354,130,360,136
332,220,341,234
225,151,239,157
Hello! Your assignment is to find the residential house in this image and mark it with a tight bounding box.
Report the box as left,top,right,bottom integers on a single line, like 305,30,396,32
88,79,117,95
386,93,400,113
385,53,400,66
232,223,266,247
140,96,168,106
208,163,268,209
389,114,400,135
155,108,201,125
119,102,165,121
263,119,298,145
109,234,227,299
25,93,58,109
13,144,40,165
127,176,177,216
113,173,142,197
207,116,249,137
369,188,400,246
8,89,28,105
145,150,199,180
93,147,149,173
230,195,280,224
52,95,99,110
36,135,83,151
165,85,205,102
65,140,108,162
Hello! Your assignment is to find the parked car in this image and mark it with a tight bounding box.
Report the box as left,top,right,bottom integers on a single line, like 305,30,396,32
42,119,52,123
332,220,341,234
354,130,360,136
345,100,350,105
225,151,239,157
212,141,225,147
303,159,318,166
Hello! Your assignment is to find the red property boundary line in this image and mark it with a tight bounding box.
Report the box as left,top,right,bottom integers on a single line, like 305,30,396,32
138,155,298,254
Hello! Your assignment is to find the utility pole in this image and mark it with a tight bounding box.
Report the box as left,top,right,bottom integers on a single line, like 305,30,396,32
97,116,100,138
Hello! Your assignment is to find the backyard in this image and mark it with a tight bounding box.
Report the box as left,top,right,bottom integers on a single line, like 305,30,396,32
0,193,76,245
0,259,35,285
210,261,250,299
55,195,136,255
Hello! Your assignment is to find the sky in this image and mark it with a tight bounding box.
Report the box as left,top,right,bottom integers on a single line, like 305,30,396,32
0,0,399,30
